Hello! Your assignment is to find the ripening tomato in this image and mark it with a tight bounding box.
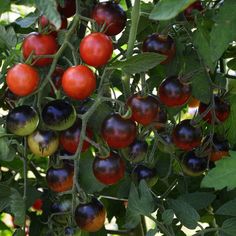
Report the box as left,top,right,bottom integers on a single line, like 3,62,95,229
22,32,58,66
58,0,76,18
62,65,96,100
101,113,137,149
142,33,176,64
172,119,202,151
46,164,74,193
79,32,113,67
127,94,159,125
93,153,125,185
159,76,192,107
154,107,167,131
198,96,230,124
74,198,106,232
6,105,39,136
6,63,40,96
188,96,200,108
32,199,43,211
92,1,127,36
60,119,93,154
39,15,68,31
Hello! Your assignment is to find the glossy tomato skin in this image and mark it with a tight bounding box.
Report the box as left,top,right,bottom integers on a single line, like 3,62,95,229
92,1,127,36
22,32,58,66
198,96,230,124
154,108,167,131
27,129,59,157
6,63,40,96
142,33,176,64
74,198,106,232
159,76,192,107
80,32,113,67
62,65,96,100
6,105,39,136
127,94,159,125
132,165,158,187
184,1,203,20
32,198,43,211
123,139,148,163
101,113,137,149
58,0,76,18
172,119,202,151
60,119,92,154
181,151,208,176
39,15,68,30
93,153,125,185
42,100,76,131
46,164,74,192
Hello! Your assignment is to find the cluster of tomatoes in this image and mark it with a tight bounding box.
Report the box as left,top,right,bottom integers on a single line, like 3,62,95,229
2,0,231,234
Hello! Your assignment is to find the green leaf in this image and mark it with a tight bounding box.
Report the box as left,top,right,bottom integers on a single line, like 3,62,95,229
149,0,196,21
227,58,236,71
13,229,25,236
0,183,11,211
178,192,216,210
0,0,10,14
125,181,155,228
216,199,236,216
146,228,158,236
210,0,236,64
162,209,174,225
201,151,236,191
221,218,236,235
35,0,61,29
112,53,166,74
10,189,25,227
0,26,17,49
168,199,200,229
15,13,39,28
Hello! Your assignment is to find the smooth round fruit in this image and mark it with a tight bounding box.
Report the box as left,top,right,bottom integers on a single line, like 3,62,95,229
32,199,43,211
39,15,68,31
58,0,76,18
62,65,96,100
142,33,176,64
22,32,58,66
127,94,159,125
123,139,148,163
42,100,76,131
159,76,192,107
188,96,200,108
6,105,39,136
154,108,167,131
60,119,93,154
92,1,127,36
181,151,208,176
74,198,106,232
132,165,158,187
157,134,175,153
79,32,113,67
172,119,202,151
6,63,40,96
198,96,230,124
46,164,74,192
27,129,59,157
93,153,125,185
184,1,203,20
101,113,137,149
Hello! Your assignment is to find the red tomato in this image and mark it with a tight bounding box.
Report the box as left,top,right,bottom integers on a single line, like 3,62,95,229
79,32,113,67
22,32,58,66
39,15,68,30
62,65,96,100
6,63,40,96
32,198,43,211
58,0,76,18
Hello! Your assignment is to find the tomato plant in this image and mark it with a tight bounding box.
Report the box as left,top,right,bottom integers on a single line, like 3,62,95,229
2,1,236,236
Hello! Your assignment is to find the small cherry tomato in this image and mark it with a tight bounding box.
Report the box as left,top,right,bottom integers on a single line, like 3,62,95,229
79,32,113,67
198,96,230,124
22,32,58,66
60,119,93,154
101,113,137,149
28,129,59,157
46,164,74,193
127,94,159,125
181,151,207,176
74,198,106,232
6,63,40,96
32,198,43,211
58,0,76,18
172,119,202,151
6,105,39,136
188,96,200,108
92,1,127,36
42,100,76,131
184,1,203,20
62,65,96,100
159,76,192,107
93,153,125,185
154,107,167,131
142,33,176,64
132,164,158,187
122,139,148,163
39,15,68,31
